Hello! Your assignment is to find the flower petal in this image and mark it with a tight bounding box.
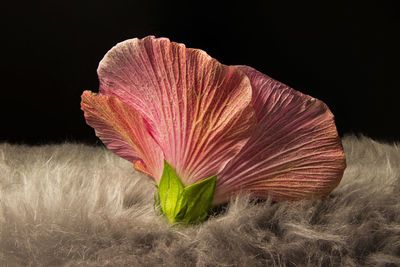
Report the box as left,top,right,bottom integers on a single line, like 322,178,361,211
97,36,257,185
81,90,164,181
214,66,346,204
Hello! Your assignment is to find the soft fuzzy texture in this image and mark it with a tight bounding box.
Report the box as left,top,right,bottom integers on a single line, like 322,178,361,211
0,136,399,266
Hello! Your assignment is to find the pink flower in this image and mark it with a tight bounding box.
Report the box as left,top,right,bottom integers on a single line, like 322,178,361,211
81,36,346,207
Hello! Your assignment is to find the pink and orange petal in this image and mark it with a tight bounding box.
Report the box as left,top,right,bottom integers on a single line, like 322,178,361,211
81,91,164,181
213,66,345,204
95,36,257,186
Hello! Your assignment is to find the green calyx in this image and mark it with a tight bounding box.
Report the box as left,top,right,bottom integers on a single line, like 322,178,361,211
155,160,217,225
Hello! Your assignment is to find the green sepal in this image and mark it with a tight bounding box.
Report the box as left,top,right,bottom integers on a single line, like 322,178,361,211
156,160,217,225
158,160,187,223
181,175,216,224
154,191,160,210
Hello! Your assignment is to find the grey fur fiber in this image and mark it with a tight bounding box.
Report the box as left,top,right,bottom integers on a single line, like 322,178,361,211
1,135,399,267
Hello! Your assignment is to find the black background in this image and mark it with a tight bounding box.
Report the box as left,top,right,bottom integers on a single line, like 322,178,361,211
2,1,399,145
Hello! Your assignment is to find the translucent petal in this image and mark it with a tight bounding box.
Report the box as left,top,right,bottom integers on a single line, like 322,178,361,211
81,91,164,181
214,66,346,204
97,36,256,185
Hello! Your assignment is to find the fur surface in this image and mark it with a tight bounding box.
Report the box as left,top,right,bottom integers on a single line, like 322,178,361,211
0,136,399,266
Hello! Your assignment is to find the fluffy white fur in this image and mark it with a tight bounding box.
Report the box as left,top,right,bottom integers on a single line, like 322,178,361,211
1,136,399,266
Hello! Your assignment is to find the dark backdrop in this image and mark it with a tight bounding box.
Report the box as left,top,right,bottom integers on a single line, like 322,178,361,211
2,1,399,144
